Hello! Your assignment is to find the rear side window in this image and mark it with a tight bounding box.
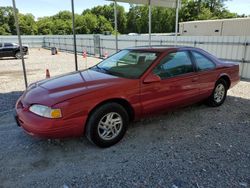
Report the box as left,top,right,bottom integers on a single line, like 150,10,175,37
153,51,194,79
4,43,13,47
192,51,215,71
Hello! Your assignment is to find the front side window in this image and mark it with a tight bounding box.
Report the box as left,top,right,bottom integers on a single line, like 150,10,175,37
4,43,13,47
92,49,159,79
153,51,194,79
192,51,215,71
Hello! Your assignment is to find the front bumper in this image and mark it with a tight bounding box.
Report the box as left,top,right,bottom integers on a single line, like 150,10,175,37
15,99,87,139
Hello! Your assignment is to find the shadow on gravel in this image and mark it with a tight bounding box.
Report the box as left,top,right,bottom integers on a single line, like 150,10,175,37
0,57,28,60
0,91,23,114
241,78,250,83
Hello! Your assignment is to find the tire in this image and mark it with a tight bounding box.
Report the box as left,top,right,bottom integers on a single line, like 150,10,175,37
15,52,22,59
85,103,129,148
206,79,228,107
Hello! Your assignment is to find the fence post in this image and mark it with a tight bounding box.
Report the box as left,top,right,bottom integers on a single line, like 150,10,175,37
42,37,45,48
88,38,91,55
93,34,101,57
58,37,61,50
100,38,104,57
241,41,248,78
194,41,197,47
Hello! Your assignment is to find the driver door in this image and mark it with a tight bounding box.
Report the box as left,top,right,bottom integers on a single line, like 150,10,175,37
2,43,14,57
140,50,200,115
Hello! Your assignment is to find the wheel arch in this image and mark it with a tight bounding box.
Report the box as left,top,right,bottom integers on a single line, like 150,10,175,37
14,48,20,53
218,74,231,89
86,98,135,124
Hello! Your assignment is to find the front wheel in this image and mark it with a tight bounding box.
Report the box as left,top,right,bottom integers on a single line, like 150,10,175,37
207,79,228,107
85,103,129,148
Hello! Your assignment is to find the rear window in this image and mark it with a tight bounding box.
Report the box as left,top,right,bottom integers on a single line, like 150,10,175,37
192,51,215,71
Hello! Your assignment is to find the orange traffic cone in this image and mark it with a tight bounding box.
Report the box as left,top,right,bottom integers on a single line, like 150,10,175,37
104,51,108,59
83,50,87,59
46,69,50,79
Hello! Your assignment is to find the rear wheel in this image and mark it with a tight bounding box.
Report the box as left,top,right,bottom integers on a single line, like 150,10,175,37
207,79,228,107
86,103,129,147
15,52,22,59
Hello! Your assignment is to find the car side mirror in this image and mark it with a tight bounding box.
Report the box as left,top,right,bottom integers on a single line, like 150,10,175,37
143,73,161,84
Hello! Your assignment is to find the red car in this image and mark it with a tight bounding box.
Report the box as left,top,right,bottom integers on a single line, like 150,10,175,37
15,47,240,147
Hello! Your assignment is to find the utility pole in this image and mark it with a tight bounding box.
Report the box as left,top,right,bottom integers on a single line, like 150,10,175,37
12,0,28,88
71,0,78,71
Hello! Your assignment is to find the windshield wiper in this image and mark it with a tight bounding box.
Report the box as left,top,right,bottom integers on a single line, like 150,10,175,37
92,65,106,72
93,65,125,78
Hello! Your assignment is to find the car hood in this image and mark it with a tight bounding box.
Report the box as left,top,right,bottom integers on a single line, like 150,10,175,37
21,69,125,106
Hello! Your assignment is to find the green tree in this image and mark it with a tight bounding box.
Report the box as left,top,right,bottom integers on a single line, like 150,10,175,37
50,11,72,35
0,1,243,36
75,14,89,34
126,5,138,33
96,15,114,34
19,13,37,35
51,19,72,35
37,17,53,35
152,7,175,33
84,4,126,33
37,11,72,35
127,5,175,34
0,6,16,35
75,13,98,34
53,11,72,20
216,9,237,19
179,0,236,22
126,5,148,33
0,24,11,35
75,13,113,34
201,0,227,12
179,0,200,22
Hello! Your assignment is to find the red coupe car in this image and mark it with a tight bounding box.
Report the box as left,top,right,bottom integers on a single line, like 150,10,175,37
15,46,239,147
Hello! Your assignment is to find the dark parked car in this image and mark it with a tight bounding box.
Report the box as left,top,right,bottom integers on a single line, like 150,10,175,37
15,46,239,147
0,43,28,59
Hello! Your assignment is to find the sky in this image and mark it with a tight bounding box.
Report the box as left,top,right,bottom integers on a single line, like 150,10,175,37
224,0,250,15
1,0,250,19
1,0,130,18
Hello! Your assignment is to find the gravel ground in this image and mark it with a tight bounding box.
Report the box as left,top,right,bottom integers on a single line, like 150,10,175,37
0,50,250,188
0,49,101,88
0,48,101,113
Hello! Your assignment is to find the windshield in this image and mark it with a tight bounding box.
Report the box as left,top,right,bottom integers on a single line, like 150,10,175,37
91,49,159,79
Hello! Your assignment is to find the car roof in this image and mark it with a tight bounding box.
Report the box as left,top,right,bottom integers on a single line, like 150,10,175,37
126,46,199,53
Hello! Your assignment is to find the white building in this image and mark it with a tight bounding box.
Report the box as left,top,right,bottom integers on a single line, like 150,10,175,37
179,18,250,36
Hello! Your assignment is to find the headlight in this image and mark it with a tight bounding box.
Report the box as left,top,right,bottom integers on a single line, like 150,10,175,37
29,105,62,119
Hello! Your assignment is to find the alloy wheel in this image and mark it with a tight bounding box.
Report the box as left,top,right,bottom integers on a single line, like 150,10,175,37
97,112,123,141
214,83,225,103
